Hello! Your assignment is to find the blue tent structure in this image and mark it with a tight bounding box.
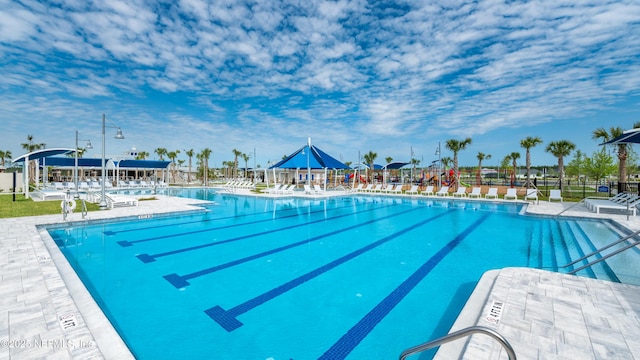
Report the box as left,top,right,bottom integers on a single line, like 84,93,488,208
268,139,349,189
269,143,350,170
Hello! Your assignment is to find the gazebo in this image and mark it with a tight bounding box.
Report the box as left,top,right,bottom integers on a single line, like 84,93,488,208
269,138,350,190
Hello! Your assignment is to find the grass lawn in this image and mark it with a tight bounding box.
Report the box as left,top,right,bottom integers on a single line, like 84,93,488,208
0,194,100,219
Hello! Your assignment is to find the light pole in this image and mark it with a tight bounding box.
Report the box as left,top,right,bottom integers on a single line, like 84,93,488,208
74,131,93,199
100,113,125,210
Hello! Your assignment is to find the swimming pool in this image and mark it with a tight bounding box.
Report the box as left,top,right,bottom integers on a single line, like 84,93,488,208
47,192,640,359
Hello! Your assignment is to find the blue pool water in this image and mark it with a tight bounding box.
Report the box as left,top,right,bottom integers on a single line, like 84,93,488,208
47,191,640,359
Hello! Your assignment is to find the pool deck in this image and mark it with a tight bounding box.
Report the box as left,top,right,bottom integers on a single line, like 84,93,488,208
1,189,640,359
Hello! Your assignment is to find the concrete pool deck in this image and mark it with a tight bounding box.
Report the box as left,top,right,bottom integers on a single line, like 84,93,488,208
1,190,640,359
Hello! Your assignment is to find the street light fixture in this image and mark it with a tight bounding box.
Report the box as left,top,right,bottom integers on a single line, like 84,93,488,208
74,131,93,199
100,113,125,210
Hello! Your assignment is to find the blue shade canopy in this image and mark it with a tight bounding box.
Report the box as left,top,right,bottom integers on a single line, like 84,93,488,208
270,145,350,170
603,128,640,145
115,159,171,169
11,148,75,163
40,157,106,167
384,162,409,170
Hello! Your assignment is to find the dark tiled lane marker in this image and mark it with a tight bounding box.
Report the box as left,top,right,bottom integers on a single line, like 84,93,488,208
118,201,359,246
319,213,491,359
136,203,397,263
164,207,423,288
204,210,455,332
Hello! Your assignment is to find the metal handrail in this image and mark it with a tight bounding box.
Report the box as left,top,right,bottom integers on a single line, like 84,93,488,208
555,198,585,216
569,238,640,274
399,326,517,360
562,228,640,268
81,199,88,219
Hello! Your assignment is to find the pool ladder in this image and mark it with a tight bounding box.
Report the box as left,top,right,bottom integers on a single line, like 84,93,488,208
398,325,517,360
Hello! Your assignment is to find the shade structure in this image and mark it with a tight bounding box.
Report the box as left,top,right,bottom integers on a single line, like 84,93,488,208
603,128,640,145
11,148,75,163
114,159,171,169
41,157,106,167
269,144,350,170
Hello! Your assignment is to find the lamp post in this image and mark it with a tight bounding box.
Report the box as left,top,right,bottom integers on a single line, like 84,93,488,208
100,113,125,210
74,131,93,199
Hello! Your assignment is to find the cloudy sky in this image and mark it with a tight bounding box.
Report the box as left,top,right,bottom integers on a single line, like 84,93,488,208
2,0,639,169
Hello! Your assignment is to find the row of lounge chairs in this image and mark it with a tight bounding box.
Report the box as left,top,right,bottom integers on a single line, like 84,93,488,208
221,181,255,189
584,193,640,215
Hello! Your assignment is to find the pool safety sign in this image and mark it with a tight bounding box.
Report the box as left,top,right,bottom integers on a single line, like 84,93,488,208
485,300,504,324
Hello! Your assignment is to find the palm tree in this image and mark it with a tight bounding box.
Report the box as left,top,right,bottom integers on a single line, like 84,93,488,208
154,147,167,160
184,149,194,183
135,151,149,179
1,150,11,168
520,136,543,189
136,151,149,160
593,123,640,184
363,151,377,183
232,149,242,179
21,135,46,183
200,148,212,186
441,156,452,184
445,137,472,190
509,152,521,187
545,140,576,192
476,152,491,185
241,153,251,181
167,150,180,183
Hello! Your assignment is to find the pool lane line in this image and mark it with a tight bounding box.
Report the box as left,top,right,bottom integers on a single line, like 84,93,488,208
163,206,424,288
319,212,492,359
106,197,354,237
118,200,367,246
204,209,455,332
136,203,399,263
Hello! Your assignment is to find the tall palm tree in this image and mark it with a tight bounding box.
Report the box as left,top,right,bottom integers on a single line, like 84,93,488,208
184,149,194,183
154,147,167,160
241,153,251,180
445,137,472,190
21,135,46,183
363,151,377,183
593,123,640,184
232,149,242,179
476,152,491,185
441,156,452,184
200,148,212,186
509,152,521,187
520,136,543,189
545,140,576,192
167,150,180,183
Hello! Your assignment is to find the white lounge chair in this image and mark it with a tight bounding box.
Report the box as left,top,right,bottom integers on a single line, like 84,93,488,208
525,189,539,203
452,187,467,197
406,185,419,195
388,185,403,194
313,184,324,194
485,188,498,199
468,187,482,198
435,186,450,197
303,184,314,194
421,186,434,196
504,188,518,200
549,190,562,202
591,197,640,215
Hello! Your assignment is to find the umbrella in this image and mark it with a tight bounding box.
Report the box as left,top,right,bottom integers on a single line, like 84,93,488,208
602,128,640,145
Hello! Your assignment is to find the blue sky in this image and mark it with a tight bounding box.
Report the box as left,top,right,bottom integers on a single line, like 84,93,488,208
1,0,639,170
